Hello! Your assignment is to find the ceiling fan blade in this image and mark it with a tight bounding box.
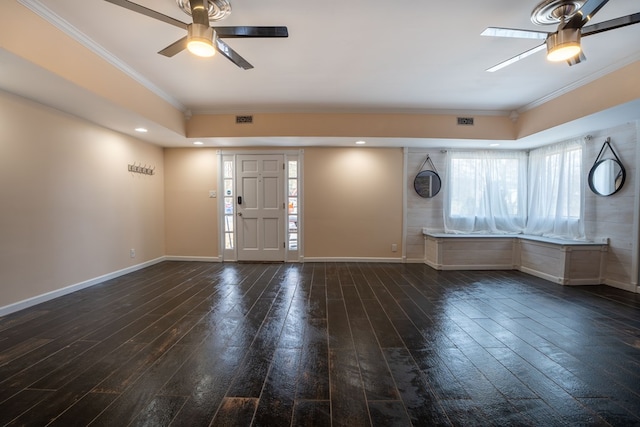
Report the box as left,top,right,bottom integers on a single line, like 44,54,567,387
481,27,548,40
561,0,610,29
215,38,254,70
486,43,546,72
582,12,640,37
158,36,188,57
567,51,586,66
104,0,187,30
214,26,289,38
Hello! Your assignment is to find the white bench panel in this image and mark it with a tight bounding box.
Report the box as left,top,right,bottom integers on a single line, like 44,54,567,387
423,230,608,286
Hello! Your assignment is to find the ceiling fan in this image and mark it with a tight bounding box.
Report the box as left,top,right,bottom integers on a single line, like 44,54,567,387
104,0,288,69
481,0,640,72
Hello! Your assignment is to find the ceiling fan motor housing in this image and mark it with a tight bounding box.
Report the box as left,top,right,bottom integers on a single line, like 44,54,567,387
546,28,581,61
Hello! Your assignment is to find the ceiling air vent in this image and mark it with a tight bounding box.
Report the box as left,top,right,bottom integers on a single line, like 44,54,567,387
236,115,253,124
457,117,474,126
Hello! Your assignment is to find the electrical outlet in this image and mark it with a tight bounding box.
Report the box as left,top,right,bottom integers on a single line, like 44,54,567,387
130,248,136,258
391,243,398,252
209,190,217,198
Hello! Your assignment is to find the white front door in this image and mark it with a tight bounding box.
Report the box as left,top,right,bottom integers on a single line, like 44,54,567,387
236,154,285,261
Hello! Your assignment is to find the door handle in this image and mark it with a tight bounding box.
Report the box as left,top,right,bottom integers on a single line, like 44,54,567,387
237,196,242,205
237,212,243,217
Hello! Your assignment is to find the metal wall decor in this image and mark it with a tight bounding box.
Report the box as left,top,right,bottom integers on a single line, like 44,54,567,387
588,137,625,197
128,163,155,176
414,154,442,198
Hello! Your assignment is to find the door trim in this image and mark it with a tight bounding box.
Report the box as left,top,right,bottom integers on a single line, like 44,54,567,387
217,149,303,262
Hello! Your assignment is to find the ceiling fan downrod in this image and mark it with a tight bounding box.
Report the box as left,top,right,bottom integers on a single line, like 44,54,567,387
176,0,232,22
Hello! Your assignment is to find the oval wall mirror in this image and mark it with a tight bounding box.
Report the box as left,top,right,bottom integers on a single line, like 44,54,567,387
588,158,625,196
414,170,442,198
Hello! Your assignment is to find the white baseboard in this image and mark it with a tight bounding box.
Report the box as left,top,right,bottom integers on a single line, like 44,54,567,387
563,278,603,286
0,257,165,317
518,267,564,285
164,256,222,262
424,260,442,270
604,278,637,293
430,263,515,271
301,257,403,263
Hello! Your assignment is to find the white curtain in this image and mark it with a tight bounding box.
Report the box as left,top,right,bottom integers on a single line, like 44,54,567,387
525,139,585,239
444,150,527,234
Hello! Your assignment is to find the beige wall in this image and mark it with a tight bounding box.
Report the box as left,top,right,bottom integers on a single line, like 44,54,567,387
164,148,219,258
0,90,165,309
162,146,404,261
303,147,403,259
517,62,640,139
0,1,185,135
188,112,516,141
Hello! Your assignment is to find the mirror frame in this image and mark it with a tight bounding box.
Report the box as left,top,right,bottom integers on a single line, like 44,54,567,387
588,158,626,197
414,170,442,198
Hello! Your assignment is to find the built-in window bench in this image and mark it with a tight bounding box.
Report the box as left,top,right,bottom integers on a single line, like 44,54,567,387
423,229,609,286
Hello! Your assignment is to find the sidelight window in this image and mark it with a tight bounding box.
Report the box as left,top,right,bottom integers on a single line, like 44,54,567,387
287,160,298,250
223,159,234,249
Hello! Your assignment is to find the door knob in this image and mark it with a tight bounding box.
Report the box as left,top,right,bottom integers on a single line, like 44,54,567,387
237,212,243,217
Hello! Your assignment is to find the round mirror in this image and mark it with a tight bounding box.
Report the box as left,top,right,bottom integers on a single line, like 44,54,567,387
588,158,625,196
414,170,442,198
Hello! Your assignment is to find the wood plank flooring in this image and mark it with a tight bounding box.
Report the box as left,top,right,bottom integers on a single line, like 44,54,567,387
1,261,640,426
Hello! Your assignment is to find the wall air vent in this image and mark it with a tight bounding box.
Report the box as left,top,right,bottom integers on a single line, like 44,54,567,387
236,115,253,124
457,117,474,126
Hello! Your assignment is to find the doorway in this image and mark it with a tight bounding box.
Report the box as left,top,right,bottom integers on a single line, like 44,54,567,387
220,151,301,262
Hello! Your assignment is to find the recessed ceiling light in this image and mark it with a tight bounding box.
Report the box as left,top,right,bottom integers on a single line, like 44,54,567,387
355,140,366,145
135,127,148,133
490,143,500,147
193,141,204,145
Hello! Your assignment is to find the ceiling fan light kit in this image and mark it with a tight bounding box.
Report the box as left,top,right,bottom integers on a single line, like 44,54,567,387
187,23,216,57
546,28,581,61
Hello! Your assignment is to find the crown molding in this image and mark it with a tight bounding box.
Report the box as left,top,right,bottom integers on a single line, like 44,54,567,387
520,53,640,113
191,107,512,116
17,0,186,112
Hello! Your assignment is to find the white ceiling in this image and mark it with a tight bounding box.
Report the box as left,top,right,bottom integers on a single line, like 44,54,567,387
5,0,640,147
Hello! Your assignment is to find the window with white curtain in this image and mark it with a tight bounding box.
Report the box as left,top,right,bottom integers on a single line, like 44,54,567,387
444,150,528,234
525,139,585,239
443,141,584,239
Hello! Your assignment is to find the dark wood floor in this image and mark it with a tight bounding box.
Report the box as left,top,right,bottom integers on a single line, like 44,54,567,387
1,262,640,426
